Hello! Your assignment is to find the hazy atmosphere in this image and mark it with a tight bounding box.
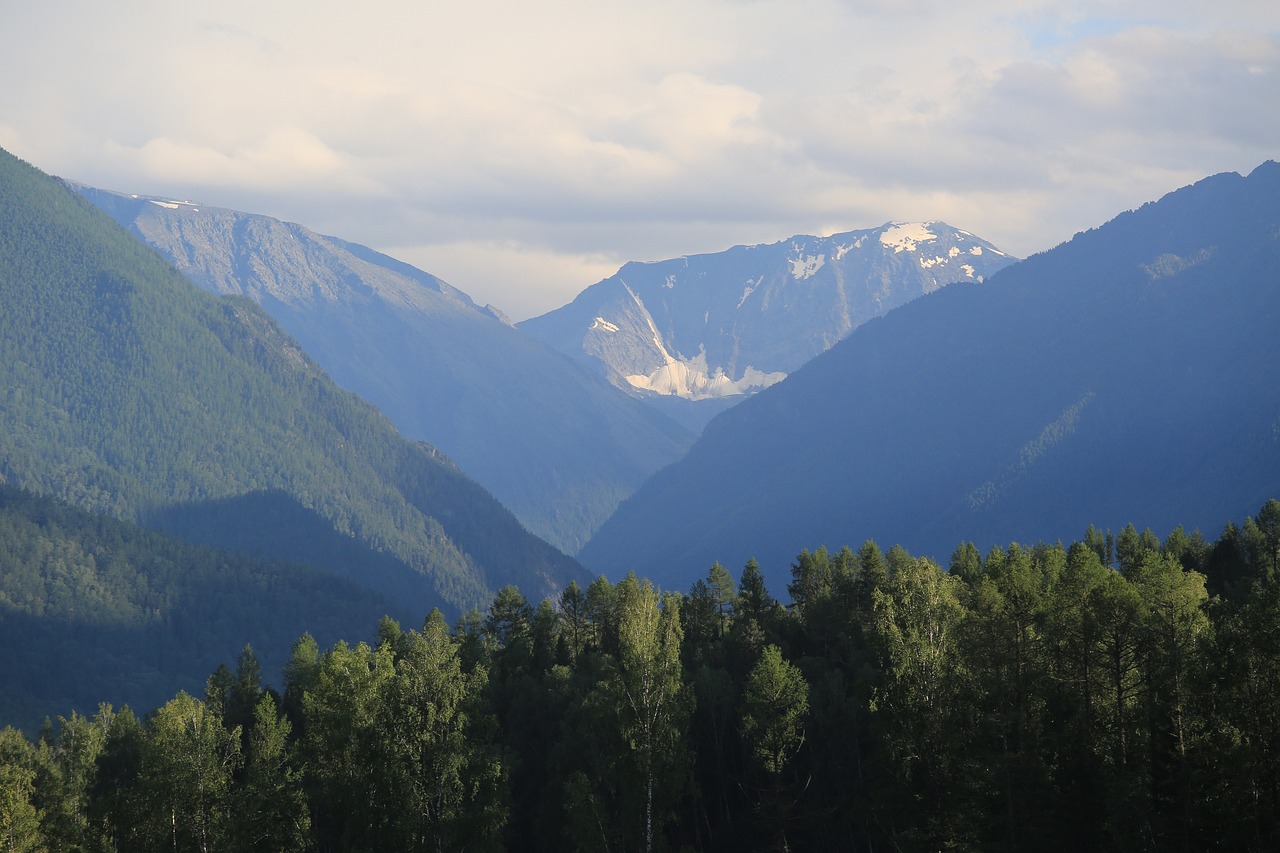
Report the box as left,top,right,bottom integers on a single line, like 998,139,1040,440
3,0,1277,319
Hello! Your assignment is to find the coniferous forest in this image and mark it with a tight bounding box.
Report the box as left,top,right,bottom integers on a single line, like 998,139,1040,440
1,501,1279,852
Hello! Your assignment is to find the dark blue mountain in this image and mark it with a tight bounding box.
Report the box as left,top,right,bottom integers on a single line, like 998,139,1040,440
580,162,1280,593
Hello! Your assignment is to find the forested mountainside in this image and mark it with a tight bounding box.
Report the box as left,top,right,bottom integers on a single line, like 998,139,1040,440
521,222,1015,430
581,162,1280,592
74,185,694,554
0,484,399,730
0,146,581,616
3,500,1279,852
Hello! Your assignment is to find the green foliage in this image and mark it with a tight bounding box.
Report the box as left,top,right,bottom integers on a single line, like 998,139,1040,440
3,499,1280,850
0,146,580,623
0,484,394,731
0,728,44,853
136,693,241,852
379,618,504,850
236,695,310,852
741,646,808,777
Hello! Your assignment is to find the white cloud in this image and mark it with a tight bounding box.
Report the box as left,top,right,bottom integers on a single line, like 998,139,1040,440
101,127,385,195
0,0,1277,318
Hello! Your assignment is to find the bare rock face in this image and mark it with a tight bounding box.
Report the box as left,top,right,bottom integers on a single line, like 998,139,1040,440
75,184,693,555
521,222,1016,420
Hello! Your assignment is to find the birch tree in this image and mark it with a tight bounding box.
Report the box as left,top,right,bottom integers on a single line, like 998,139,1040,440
610,576,690,853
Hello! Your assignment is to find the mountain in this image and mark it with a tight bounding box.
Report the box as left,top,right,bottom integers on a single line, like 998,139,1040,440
520,222,1016,430
72,186,694,554
579,163,1280,593
0,146,581,617
0,484,398,731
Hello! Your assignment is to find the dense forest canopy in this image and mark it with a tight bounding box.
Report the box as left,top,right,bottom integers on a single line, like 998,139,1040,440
0,484,401,730
3,500,1279,852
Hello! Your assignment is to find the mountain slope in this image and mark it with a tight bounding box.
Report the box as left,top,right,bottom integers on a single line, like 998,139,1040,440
520,222,1016,429
72,186,694,554
580,163,1280,592
0,484,399,731
0,146,580,614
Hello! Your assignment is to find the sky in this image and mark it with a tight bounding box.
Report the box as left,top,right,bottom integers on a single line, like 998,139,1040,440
2,1,1277,320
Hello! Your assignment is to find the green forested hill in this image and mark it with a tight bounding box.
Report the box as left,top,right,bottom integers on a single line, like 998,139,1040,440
3,503,1279,851
0,484,396,730
74,184,696,556
0,146,581,616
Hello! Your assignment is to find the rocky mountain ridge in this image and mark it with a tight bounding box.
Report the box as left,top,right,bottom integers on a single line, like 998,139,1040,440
74,185,694,554
520,221,1017,427
0,147,581,617
580,163,1280,591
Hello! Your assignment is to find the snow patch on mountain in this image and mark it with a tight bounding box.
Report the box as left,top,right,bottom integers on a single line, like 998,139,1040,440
834,236,866,260
879,222,938,253
789,254,825,279
147,198,200,211
590,316,620,333
625,347,787,399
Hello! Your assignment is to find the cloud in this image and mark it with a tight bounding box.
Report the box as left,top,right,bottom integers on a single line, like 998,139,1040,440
102,127,385,195
388,239,622,322
0,0,1276,318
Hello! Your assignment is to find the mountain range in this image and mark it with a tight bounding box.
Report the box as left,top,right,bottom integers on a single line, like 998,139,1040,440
0,146,580,621
71,185,694,554
580,162,1280,592
521,222,1017,430
6,136,1278,727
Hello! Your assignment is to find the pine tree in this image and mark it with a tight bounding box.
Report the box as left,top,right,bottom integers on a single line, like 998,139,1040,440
235,695,310,852
741,645,810,851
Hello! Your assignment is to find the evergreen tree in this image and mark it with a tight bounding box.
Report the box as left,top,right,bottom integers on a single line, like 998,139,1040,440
736,558,775,626
557,580,592,662
235,695,310,853
707,563,737,636
741,645,810,851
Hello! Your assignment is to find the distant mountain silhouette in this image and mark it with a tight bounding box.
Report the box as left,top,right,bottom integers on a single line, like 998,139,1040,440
581,163,1280,593
73,185,693,554
0,146,581,618
522,222,1016,430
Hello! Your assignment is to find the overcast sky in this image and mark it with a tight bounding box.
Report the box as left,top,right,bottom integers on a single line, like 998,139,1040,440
2,1,1277,320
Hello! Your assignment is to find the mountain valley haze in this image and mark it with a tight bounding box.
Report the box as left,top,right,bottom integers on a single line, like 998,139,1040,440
0,1,1276,850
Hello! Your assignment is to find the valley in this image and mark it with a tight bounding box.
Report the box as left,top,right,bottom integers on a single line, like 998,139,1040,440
1,145,1277,852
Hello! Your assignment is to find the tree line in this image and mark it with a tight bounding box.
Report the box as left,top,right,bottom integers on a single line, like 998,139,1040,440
2,500,1280,852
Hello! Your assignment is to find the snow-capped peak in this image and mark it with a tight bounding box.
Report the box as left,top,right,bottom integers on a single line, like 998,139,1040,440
878,222,938,253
